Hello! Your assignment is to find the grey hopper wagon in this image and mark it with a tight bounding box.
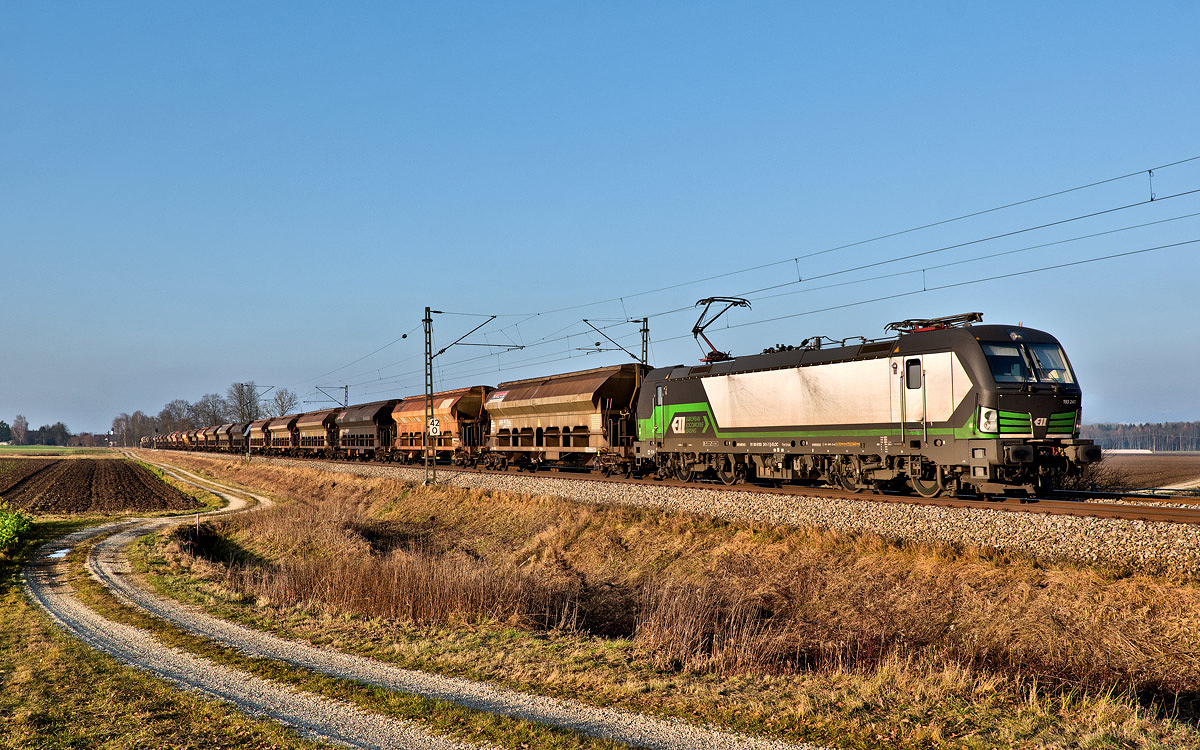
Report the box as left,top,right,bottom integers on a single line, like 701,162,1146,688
482,363,645,471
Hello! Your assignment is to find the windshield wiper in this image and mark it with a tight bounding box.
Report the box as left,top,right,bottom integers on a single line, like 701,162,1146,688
1017,345,1040,389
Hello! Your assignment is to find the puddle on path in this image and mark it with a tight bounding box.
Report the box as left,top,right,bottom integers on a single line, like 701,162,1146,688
46,549,69,559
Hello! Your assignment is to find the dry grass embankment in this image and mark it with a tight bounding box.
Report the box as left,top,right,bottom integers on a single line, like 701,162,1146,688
145,452,1200,748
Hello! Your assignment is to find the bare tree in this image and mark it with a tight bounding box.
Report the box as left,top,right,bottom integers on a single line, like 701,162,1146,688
189,393,231,428
226,382,262,423
12,414,28,445
126,410,157,445
265,388,299,418
157,399,195,432
111,413,129,446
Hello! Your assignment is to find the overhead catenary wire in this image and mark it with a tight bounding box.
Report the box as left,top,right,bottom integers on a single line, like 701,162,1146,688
298,154,1200,384
338,179,1200,389
345,223,1200,392
644,238,1200,343
364,233,1200,391
474,153,1200,317
743,208,1200,303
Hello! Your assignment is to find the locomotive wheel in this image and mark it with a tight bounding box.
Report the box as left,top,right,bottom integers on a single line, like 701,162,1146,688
716,455,737,485
840,473,863,493
676,466,694,483
910,466,944,498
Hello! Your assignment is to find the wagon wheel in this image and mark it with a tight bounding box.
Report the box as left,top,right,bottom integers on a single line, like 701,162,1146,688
909,463,944,498
715,455,738,485
840,473,864,493
622,463,633,479
601,464,614,477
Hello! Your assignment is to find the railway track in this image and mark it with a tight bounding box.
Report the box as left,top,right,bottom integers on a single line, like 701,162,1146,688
156,449,1200,526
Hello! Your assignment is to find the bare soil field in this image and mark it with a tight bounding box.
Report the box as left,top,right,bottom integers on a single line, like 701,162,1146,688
1100,453,1200,487
0,458,57,494
0,459,200,514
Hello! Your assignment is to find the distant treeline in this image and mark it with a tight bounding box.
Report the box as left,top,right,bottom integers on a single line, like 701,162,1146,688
1082,421,1200,452
0,417,72,446
108,382,301,448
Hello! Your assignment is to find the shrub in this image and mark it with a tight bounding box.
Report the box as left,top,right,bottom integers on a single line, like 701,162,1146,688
0,503,33,552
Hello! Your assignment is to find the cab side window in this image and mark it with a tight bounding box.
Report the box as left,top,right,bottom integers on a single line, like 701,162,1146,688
905,359,922,389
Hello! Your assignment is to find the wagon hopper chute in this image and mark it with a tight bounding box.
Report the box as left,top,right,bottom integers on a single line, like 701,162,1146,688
198,425,220,451
215,423,236,452
336,400,400,460
267,414,300,455
248,418,272,450
229,421,252,452
483,363,644,471
391,386,490,463
295,409,340,456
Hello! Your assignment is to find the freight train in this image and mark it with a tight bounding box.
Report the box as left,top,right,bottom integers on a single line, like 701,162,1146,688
146,313,1101,497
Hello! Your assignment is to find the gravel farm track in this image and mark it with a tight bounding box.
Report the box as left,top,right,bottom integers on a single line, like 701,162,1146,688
23,455,824,750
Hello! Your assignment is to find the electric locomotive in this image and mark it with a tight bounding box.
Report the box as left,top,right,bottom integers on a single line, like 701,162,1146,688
631,313,1101,496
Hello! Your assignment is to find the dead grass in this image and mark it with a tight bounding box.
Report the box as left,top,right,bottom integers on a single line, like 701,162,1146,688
140,451,1200,747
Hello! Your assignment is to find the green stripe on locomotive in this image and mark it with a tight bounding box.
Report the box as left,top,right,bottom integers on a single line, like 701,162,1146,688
638,402,987,443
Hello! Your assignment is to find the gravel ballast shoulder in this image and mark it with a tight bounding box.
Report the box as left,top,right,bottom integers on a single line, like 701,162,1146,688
257,456,1200,577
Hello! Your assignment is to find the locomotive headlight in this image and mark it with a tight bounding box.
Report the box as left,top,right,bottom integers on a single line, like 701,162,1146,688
979,407,999,434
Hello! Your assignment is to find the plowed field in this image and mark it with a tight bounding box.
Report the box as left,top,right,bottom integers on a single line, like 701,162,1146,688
0,459,199,513
0,458,57,494
1102,453,1200,488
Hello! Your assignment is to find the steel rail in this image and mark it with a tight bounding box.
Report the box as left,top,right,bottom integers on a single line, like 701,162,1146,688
150,448,1200,526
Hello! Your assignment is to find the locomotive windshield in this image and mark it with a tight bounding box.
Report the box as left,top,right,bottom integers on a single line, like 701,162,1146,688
980,342,1076,385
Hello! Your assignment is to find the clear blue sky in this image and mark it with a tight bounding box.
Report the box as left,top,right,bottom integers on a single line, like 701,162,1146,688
3,2,1198,433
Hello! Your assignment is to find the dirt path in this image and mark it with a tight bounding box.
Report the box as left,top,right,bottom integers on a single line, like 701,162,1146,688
27,453,822,750
26,525,480,750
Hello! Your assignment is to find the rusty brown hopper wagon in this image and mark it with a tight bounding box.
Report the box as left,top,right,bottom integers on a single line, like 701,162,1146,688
230,421,251,452
391,386,491,462
185,429,200,448
216,423,235,451
295,409,340,456
484,363,644,469
248,418,272,449
336,400,400,459
267,414,300,454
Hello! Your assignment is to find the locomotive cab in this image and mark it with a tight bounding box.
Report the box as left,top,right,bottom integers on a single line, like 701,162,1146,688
961,325,1101,493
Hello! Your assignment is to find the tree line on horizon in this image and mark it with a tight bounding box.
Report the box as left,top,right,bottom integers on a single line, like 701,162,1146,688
107,382,301,448
1081,421,1200,452
0,416,71,446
